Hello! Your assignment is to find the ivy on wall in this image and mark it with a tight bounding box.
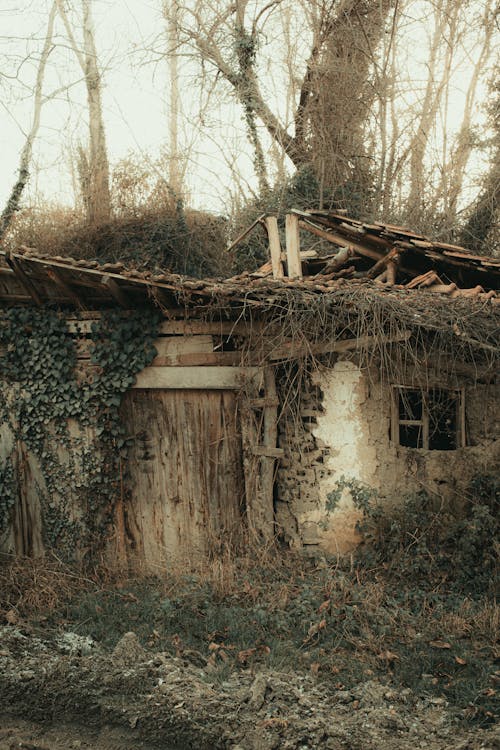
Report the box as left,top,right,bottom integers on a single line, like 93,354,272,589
0,307,160,557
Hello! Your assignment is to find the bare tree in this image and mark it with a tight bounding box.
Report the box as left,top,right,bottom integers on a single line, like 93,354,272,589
164,0,185,197
56,0,111,223
168,0,395,209
0,1,57,240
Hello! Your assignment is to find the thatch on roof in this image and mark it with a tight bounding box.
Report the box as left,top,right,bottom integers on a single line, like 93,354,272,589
0,209,498,378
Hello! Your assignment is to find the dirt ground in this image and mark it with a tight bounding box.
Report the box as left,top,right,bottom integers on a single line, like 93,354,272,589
0,626,498,750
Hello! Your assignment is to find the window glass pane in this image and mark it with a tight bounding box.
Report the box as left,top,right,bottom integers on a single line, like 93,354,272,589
428,389,458,450
399,423,423,448
399,389,423,420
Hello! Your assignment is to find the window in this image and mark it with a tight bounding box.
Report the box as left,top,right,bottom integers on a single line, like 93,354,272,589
391,386,465,450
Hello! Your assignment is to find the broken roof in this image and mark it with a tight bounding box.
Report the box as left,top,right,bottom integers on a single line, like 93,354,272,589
0,210,498,365
0,209,499,308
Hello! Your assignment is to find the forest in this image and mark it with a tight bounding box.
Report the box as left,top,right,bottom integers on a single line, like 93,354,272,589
0,0,498,275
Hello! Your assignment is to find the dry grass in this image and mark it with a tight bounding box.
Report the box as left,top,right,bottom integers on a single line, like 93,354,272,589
0,553,97,620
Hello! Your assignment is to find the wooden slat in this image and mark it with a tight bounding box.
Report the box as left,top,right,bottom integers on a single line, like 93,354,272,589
132,366,262,389
285,214,302,279
226,213,266,253
265,216,284,279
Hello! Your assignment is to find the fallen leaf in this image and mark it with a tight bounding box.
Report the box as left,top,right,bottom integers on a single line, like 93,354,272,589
377,650,399,663
5,609,18,625
304,618,327,643
482,688,496,697
260,718,289,729
429,640,451,649
318,599,331,613
455,656,467,665
208,642,220,651
238,648,257,664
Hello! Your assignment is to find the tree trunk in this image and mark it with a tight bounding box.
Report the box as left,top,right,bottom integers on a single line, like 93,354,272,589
0,2,57,240
57,0,111,224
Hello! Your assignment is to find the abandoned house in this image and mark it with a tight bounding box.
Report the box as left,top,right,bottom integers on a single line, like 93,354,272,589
0,209,499,569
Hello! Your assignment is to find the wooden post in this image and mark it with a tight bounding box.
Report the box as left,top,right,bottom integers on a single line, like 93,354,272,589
265,216,284,279
259,367,278,538
285,214,302,279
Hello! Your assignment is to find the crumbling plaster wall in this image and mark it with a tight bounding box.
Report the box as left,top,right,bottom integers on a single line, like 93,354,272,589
276,359,499,555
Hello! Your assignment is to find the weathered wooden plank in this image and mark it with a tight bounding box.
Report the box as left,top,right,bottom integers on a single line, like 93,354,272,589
66,318,265,336
132,366,262,389
298,220,383,261
74,334,215,361
152,351,241,367
285,214,302,279
252,445,284,458
269,331,411,361
120,389,244,568
265,216,284,279
227,213,266,253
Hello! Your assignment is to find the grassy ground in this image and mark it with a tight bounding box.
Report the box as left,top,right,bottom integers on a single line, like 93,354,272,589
1,537,497,727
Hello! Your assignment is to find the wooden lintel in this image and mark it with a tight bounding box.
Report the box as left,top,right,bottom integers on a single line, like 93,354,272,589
46,269,86,310
5,254,42,306
101,275,129,308
133,366,262,390
66,318,266,336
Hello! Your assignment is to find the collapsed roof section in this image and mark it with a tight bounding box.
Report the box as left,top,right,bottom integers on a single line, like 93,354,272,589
0,209,498,314
257,209,500,300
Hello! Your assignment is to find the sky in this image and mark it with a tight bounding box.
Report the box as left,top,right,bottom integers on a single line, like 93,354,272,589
0,0,497,217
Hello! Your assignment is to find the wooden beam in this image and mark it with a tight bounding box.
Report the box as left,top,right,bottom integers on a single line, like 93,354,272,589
227,213,266,253
269,331,411,361
265,216,284,279
298,220,383,261
46,269,86,310
101,275,129,308
132,366,262,389
5,254,42,306
285,213,302,279
366,249,399,279
75,334,215,361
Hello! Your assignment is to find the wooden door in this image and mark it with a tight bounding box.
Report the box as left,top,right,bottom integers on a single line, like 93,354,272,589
119,389,245,568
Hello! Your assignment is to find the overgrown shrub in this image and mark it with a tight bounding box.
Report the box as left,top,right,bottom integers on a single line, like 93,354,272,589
4,155,228,277
352,475,499,593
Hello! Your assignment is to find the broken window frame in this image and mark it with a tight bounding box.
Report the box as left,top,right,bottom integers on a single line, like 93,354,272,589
391,385,466,450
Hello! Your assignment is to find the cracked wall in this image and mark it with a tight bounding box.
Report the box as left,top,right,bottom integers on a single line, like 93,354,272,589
276,360,500,554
